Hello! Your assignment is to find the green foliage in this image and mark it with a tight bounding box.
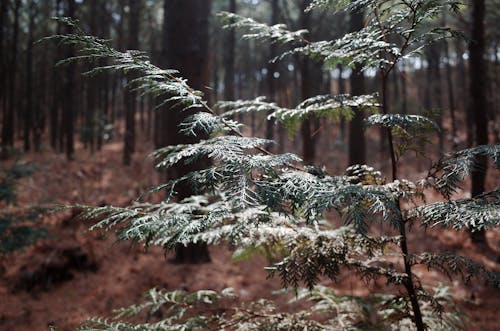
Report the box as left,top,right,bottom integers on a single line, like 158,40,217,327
0,208,48,254
50,1,499,330
216,94,378,135
0,161,36,203
225,0,462,70
217,12,308,45
428,145,500,198
0,162,48,254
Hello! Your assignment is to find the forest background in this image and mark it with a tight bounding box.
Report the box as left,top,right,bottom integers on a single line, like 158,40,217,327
0,0,499,330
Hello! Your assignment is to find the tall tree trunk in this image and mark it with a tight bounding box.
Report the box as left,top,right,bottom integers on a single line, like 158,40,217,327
24,0,37,152
223,0,236,102
337,64,346,144
50,0,63,150
0,0,8,137
123,0,141,165
63,0,76,161
400,61,408,114
429,43,444,153
441,12,457,147
299,0,321,165
348,8,366,166
84,0,99,153
160,0,212,263
1,0,21,157
265,0,278,151
469,0,488,244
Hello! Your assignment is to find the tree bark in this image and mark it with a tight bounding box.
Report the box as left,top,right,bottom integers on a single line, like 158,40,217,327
123,0,141,165
62,0,76,161
1,0,21,157
24,0,37,152
160,0,212,263
348,9,366,166
469,0,488,244
223,0,236,102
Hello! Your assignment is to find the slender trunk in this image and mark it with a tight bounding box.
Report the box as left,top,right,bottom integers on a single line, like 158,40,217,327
400,62,408,114
162,0,212,263
382,72,425,331
63,0,76,161
0,0,7,132
441,13,457,147
50,0,62,150
337,64,346,143
299,0,319,164
123,0,141,165
24,0,36,152
2,0,21,156
348,9,366,166
223,0,236,102
469,0,488,244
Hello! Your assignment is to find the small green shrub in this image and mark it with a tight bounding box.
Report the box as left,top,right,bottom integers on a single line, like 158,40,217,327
47,1,499,330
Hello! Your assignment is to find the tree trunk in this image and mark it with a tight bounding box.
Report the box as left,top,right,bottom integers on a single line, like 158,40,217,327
63,0,76,161
469,0,488,244
348,9,366,166
1,0,21,157
160,0,212,264
298,0,322,165
123,0,141,165
0,0,8,140
337,64,346,144
24,0,37,152
223,0,236,102
265,0,278,151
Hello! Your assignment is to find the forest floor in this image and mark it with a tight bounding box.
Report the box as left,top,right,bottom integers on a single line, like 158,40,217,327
0,132,499,331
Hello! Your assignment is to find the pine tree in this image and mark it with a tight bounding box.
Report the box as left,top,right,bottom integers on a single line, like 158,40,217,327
45,1,499,330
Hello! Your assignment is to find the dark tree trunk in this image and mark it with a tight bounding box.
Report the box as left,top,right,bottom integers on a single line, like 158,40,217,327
223,0,236,102
160,0,212,264
348,9,366,166
337,64,346,143
84,0,99,153
441,12,457,147
400,62,408,114
123,0,141,165
50,0,63,150
298,0,322,165
429,43,444,153
265,0,278,150
469,0,488,244
1,0,21,157
24,0,37,152
63,0,76,161
0,0,8,138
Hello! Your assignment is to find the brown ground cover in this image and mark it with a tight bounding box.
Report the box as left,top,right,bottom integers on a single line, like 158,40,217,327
0,136,498,330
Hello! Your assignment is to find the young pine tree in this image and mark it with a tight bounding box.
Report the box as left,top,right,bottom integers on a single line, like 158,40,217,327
46,1,499,330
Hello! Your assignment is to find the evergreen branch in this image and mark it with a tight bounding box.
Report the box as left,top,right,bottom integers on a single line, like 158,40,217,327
268,94,378,134
216,97,283,118
217,12,308,45
365,114,439,135
415,253,500,288
428,145,500,198
410,189,500,230
42,18,204,110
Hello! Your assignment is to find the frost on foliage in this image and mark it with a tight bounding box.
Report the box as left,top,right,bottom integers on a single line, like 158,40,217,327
179,112,242,137
428,145,500,198
42,17,204,111
226,0,460,71
366,114,439,134
217,12,307,45
53,4,498,330
411,190,500,231
216,94,378,135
